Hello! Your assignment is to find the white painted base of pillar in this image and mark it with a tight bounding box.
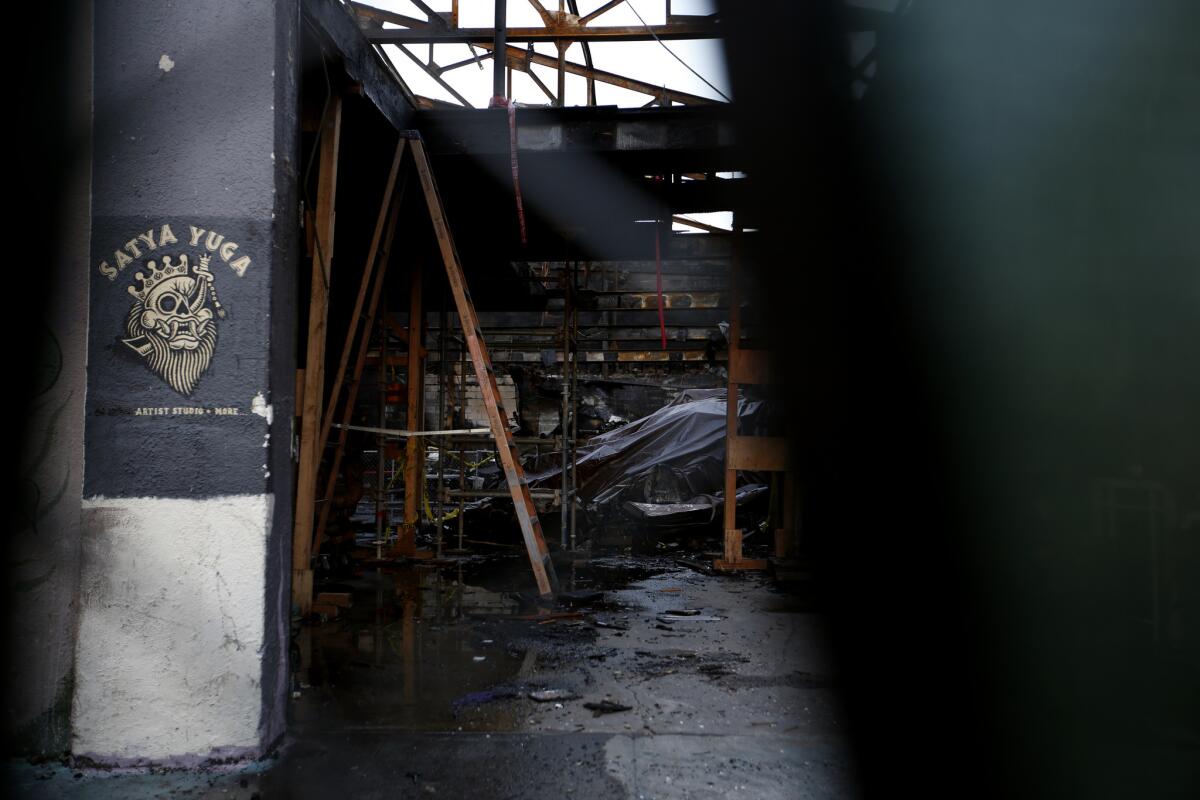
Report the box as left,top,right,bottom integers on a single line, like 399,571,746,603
72,494,274,764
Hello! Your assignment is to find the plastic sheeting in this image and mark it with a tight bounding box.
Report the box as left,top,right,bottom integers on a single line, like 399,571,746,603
525,388,772,524
622,483,770,527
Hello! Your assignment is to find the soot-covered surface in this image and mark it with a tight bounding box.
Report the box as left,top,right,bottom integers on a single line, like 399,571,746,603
7,555,857,799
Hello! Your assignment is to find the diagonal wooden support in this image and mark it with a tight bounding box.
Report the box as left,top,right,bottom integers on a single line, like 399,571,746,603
313,147,407,551
318,138,408,460
408,134,559,597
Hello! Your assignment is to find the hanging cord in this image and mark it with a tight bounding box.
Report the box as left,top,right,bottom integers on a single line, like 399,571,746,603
508,102,528,247
656,221,667,350
626,0,732,102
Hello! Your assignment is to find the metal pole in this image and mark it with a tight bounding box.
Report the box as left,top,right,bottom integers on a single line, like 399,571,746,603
556,42,566,107
569,259,579,551
375,303,387,561
436,296,448,558
560,256,570,549
457,330,467,551
492,0,507,102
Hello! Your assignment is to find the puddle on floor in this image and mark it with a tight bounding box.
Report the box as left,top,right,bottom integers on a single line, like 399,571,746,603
294,565,531,733
292,554,680,734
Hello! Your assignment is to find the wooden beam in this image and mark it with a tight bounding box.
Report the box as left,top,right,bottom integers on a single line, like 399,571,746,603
480,43,713,105
409,135,559,597
408,0,443,26
728,435,790,472
439,51,495,73
318,139,407,460
399,257,425,556
729,347,771,385
395,45,473,108
524,59,559,105
526,0,555,27
673,215,731,234
581,0,626,25
777,469,797,558
714,556,769,572
349,2,431,30
293,93,343,615
313,160,406,552
307,0,416,131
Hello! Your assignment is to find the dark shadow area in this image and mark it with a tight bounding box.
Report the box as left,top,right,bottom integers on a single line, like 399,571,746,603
4,0,92,760
719,0,1199,797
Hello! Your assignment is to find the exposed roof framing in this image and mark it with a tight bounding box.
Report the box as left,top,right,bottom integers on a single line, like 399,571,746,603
364,21,720,44
304,0,418,129
347,1,726,109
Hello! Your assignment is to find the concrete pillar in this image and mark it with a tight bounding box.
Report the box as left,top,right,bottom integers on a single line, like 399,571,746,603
73,0,298,764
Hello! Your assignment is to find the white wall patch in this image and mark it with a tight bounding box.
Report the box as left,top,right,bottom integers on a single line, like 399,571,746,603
73,494,274,762
158,54,175,73
251,392,273,425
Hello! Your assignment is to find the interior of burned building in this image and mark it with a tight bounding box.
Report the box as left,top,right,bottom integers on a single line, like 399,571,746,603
277,4,820,795
7,1,1200,799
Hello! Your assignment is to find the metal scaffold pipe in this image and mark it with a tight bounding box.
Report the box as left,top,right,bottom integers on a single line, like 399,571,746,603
492,0,507,102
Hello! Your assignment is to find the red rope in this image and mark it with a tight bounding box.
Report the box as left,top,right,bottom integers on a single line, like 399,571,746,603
507,102,528,247
656,222,667,350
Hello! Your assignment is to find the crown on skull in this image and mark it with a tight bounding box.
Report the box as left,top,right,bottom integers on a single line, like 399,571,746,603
127,255,192,302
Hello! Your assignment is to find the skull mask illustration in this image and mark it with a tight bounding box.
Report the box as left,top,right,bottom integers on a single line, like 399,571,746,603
138,274,213,351
124,254,219,395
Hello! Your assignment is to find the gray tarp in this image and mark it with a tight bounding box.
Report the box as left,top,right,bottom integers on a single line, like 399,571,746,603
524,388,773,525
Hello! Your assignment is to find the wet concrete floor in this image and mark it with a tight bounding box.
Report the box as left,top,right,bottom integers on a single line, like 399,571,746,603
7,555,860,799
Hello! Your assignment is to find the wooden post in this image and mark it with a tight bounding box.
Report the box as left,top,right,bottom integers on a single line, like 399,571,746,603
777,469,797,558
716,227,769,572
722,251,740,556
398,259,424,556
292,94,342,615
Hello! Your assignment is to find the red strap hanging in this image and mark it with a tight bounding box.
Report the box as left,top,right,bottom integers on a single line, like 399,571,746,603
655,221,667,350
508,102,528,247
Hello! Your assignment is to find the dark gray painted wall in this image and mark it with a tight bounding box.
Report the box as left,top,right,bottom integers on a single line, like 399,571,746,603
86,0,289,498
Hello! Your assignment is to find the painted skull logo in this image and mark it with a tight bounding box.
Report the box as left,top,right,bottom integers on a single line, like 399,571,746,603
123,254,224,395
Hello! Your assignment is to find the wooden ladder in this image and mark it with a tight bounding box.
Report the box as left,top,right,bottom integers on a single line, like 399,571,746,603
409,133,559,597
